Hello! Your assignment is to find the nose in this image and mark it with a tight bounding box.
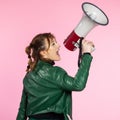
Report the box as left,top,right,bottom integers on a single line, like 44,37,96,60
57,42,60,48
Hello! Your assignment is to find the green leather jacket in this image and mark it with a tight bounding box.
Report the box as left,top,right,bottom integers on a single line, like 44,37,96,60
16,53,93,120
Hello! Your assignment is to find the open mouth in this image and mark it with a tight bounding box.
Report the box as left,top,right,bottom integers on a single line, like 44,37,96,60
56,51,59,55
56,50,60,56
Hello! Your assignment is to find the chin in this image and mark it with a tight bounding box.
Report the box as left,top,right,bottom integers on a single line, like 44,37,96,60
55,57,61,61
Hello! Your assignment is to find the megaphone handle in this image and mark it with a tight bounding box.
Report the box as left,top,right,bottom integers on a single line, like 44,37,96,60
78,37,84,67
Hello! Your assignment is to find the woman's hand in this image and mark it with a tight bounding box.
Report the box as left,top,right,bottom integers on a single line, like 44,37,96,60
82,39,95,54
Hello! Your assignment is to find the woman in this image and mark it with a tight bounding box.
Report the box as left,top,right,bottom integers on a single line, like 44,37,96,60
16,33,94,120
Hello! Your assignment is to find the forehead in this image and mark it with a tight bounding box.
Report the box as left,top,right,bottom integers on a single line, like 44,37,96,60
50,38,56,43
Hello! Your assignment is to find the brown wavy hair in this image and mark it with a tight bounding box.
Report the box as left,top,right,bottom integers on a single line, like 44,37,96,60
25,33,55,72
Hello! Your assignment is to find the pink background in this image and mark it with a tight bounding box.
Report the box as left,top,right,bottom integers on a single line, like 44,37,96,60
0,0,120,120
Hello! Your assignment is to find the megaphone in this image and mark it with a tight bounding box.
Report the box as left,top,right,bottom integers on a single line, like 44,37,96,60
63,2,109,51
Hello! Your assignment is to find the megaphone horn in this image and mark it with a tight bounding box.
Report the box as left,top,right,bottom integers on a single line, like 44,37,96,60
63,2,109,51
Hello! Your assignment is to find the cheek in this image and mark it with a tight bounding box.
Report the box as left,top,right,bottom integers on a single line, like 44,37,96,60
47,50,54,57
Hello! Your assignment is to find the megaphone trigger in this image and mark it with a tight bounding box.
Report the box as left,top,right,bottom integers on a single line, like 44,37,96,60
73,37,84,48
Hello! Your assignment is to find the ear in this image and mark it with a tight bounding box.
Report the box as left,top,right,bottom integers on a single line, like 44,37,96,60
39,50,48,58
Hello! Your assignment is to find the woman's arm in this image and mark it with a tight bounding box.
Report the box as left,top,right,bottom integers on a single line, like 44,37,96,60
49,53,93,91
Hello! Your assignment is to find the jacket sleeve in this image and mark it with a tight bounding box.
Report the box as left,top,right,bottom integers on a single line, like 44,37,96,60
16,88,27,120
52,53,93,91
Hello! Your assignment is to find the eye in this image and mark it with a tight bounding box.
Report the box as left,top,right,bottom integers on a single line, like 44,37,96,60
51,42,56,46
52,43,55,45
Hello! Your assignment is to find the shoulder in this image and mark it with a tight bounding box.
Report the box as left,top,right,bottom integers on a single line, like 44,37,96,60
52,66,66,72
36,65,67,80
45,65,67,75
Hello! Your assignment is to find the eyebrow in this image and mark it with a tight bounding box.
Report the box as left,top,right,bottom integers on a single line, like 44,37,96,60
50,39,56,43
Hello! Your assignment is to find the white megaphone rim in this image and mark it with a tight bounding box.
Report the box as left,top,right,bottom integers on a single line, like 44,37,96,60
82,2,109,25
